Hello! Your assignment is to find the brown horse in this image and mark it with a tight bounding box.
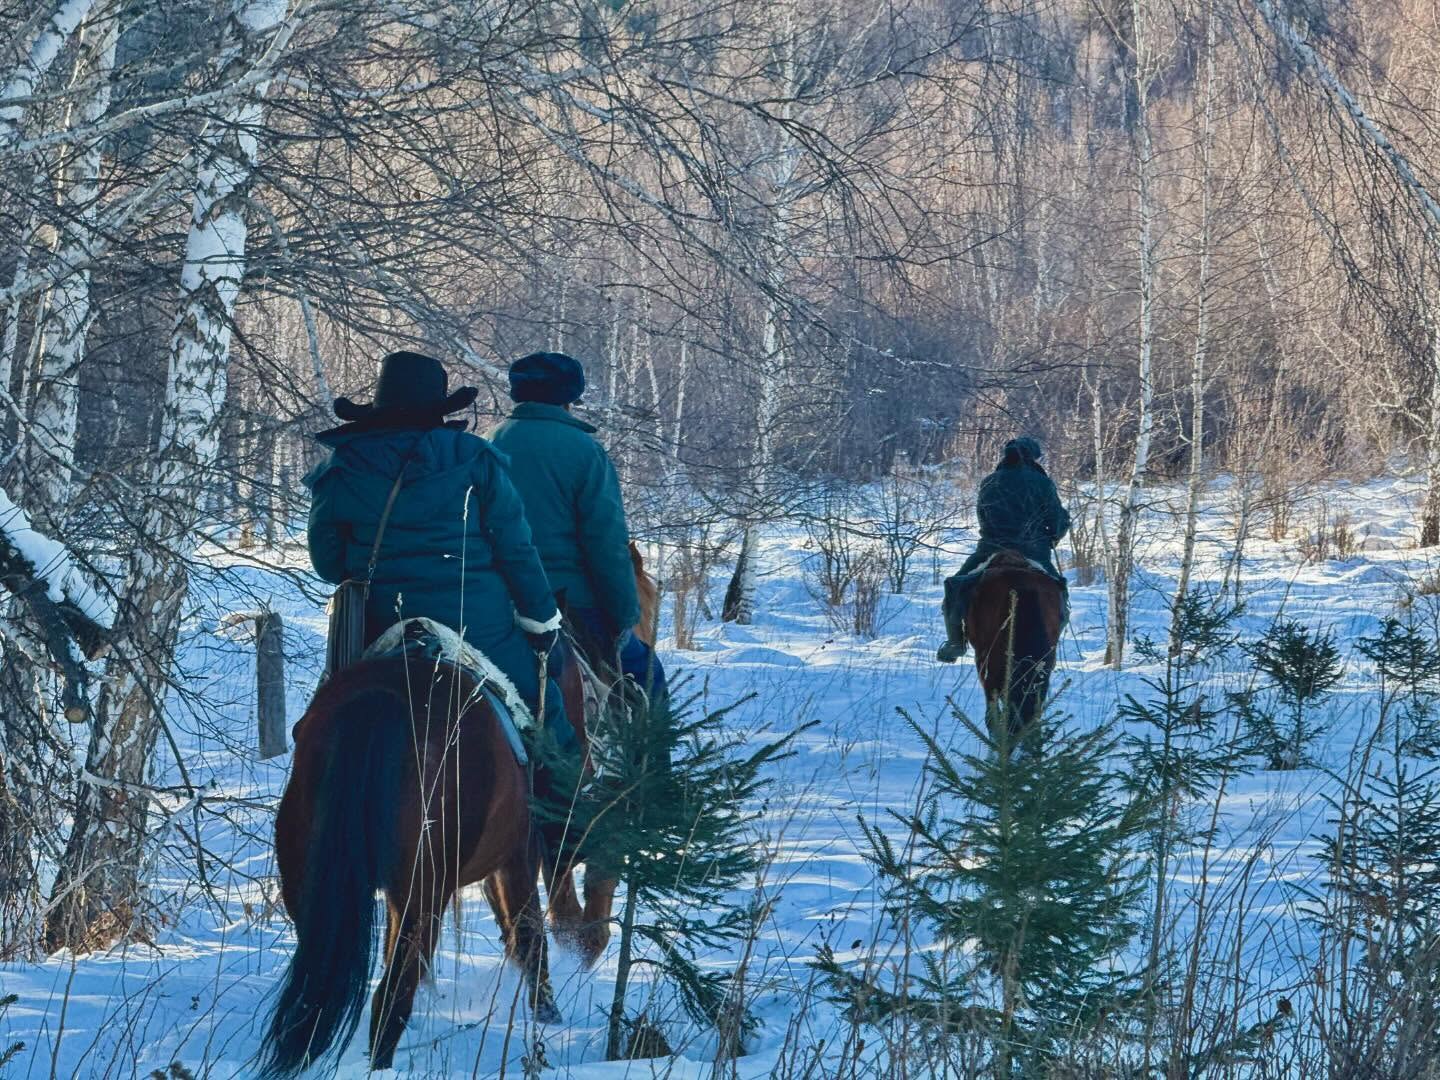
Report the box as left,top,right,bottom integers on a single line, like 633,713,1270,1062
538,539,660,966
958,551,1064,745
630,539,660,646
259,653,557,1078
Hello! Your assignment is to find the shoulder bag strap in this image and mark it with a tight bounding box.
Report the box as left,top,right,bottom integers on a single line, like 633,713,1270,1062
363,437,424,585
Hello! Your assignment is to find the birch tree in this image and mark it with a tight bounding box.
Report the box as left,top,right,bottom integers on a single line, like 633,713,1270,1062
45,0,292,951
23,6,118,531
1171,0,1217,638
1106,0,1161,668
1245,0,1440,544
0,0,100,148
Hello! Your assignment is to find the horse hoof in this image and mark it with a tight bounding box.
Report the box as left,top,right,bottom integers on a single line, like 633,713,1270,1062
579,927,611,969
533,998,563,1025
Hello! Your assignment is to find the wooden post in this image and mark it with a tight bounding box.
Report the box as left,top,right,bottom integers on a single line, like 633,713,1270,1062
255,610,286,758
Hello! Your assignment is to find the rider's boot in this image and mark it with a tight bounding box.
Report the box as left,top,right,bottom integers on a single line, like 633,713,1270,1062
937,631,967,663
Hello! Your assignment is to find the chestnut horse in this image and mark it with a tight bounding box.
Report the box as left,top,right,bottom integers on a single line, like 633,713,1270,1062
259,654,557,1078
960,551,1064,745
539,539,660,966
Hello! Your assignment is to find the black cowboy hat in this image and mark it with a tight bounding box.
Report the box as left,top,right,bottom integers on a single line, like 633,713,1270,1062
330,351,478,431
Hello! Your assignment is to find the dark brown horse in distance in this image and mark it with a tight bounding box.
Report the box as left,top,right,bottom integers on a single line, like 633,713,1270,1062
944,550,1064,746
259,652,558,1078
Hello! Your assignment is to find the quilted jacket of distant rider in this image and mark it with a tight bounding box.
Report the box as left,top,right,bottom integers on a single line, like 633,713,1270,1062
970,460,1071,572
488,402,641,637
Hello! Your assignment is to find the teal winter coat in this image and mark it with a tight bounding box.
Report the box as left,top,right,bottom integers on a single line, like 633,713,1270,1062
960,461,1071,576
488,402,640,636
303,425,564,720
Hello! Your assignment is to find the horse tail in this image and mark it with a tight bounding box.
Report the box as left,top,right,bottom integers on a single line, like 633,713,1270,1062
260,687,410,1079
1004,585,1057,737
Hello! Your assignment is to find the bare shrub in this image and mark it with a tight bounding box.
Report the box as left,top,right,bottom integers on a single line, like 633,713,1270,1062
670,521,732,651
1298,499,1359,564
1265,466,1298,543
860,470,960,595
850,551,886,639
803,487,863,611
1065,494,1104,587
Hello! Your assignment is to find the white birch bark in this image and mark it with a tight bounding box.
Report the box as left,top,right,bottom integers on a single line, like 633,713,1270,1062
46,0,289,952
1423,312,1440,546
1107,0,1157,669
25,14,118,530
1251,0,1440,233
726,28,797,624
0,202,38,399
604,295,622,450
728,286,784,626
0,0,100,147
1171,2,1216,632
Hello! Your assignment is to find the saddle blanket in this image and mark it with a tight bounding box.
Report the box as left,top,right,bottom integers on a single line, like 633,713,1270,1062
365,618,533,766
975,551,1060,580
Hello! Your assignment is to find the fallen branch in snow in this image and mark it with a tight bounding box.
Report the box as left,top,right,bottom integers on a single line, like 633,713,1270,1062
0,485,114,721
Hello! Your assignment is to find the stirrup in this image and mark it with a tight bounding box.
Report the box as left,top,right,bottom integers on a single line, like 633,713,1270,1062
937,636,968,663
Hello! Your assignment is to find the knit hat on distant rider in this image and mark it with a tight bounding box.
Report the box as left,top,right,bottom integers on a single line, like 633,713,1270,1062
507,352,586,406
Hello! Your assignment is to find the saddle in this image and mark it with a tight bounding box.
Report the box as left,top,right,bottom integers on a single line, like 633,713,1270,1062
943,550,1070,630
364,617,533,765
975,549,1060,580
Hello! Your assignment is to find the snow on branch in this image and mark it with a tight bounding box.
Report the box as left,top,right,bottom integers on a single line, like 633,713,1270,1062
0,485,114,721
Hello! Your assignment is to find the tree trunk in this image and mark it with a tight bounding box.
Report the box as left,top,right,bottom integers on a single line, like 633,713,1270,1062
1108,0,1157,669
0,0,100,147
256,611,285,758
25,13,118,531
44,0,286,952
722,526,757,625
1422,314,1440,547
0,659,49,957
605,880,640,1060
1172,3,1214,643
0,207,36,400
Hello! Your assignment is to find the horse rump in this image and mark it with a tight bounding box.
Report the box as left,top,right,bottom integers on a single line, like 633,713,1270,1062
966,556,1064,747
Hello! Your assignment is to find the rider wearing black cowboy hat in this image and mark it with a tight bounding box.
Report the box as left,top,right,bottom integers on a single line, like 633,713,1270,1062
303,350,567,734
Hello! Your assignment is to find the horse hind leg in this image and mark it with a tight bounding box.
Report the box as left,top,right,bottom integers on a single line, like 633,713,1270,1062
369,896,445,1071
486,846,561,1023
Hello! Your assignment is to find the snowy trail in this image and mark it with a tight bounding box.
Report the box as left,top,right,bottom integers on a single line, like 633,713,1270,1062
3,476,1435,1078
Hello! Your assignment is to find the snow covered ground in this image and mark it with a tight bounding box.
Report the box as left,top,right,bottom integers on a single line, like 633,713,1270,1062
4,473,1437,1078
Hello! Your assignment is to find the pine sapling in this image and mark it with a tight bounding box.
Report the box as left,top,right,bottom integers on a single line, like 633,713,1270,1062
538,678,802,1060
1243,620,1343,769
1357,616,1440,757
1306,719,1440,1071
820,705,1146,1075
1118,589,1247,1038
